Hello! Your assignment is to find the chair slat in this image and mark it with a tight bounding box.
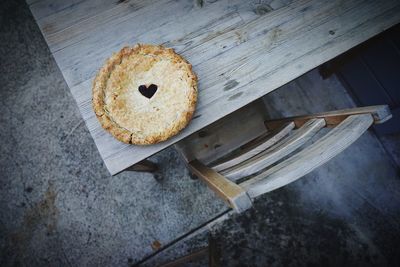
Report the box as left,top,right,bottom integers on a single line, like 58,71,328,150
242,114,373,198
188,160,252,213
265,105,390,129
221,118,326,181
211,122,295,172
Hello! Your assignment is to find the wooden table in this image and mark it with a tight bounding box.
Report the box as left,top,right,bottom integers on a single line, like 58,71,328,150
27,0,400,175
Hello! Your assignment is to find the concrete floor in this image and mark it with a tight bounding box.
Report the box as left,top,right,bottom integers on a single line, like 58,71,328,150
0,1,226,266
1,0,400,266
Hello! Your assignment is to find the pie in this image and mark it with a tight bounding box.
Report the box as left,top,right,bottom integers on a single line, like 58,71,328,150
92,44,198,145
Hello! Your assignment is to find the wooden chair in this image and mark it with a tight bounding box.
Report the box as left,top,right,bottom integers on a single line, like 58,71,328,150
175,102,392,213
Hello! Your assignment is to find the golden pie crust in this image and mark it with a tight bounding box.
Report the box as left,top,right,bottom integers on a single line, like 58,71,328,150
92,44,197,145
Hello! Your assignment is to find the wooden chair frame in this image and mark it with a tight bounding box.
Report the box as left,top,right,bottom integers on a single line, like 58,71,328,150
176,105,391,213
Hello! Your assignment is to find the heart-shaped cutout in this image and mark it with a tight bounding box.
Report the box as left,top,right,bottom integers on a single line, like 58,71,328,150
138,84,158,99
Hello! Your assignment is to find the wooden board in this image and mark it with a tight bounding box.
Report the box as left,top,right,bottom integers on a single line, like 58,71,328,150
27,0,400,174
175,100,268,165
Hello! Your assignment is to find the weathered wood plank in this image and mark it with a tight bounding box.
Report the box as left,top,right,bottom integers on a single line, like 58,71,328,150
43,0,183,53
265,105,392,130
211,122,295,172
221,118,325,181
54,0,277,85
242,114,374,198
189,160,252,213
29,0,140,28
40,0,294,57
58,0,340,87
28,0,400,174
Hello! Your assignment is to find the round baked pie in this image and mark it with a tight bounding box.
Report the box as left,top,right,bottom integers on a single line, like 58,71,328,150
92,44,198,145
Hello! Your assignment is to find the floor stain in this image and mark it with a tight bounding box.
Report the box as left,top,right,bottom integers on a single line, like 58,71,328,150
2,183,58,264
151,240,162,251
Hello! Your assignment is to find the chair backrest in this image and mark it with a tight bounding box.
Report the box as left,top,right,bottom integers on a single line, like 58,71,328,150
176,105,392,213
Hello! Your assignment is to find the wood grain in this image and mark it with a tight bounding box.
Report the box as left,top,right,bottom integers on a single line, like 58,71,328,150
221,118,325,181
189,160,252,213
211,122,295,172
27,0,400,174
242,114,374,198
175,100,268,165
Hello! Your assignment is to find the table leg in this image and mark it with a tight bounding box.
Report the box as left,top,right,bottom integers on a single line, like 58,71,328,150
125,159,158,173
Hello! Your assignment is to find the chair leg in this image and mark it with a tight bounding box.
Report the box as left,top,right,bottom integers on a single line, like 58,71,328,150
156,235,220,267
209,235,220,267
157,247,209,267
125,159,158,172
